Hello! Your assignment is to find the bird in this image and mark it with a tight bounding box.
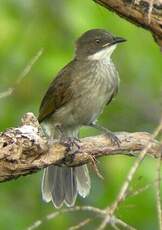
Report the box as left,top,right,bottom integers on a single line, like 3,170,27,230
38,28,126,208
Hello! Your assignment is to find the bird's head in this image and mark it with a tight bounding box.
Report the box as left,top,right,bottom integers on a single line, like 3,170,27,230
75,29,126,60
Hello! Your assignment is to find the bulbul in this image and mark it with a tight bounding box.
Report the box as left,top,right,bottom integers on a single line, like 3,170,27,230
38,28,126,208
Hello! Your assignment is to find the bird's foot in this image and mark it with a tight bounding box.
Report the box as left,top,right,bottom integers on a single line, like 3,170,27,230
63,137,81,166
89,123,120,147
62,137,81,152
104,130,120,147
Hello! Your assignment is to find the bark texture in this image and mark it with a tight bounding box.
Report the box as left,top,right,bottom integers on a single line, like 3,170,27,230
0,113,161,183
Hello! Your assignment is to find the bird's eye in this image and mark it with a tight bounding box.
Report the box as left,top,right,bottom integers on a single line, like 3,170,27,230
95,39,101,44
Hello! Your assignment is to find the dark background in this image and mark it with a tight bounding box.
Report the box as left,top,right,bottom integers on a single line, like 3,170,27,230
0,0,161,229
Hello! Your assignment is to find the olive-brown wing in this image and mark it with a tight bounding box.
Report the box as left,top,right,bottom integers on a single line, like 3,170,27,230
106,86,118,105
38,62,74,123
106,63,119,105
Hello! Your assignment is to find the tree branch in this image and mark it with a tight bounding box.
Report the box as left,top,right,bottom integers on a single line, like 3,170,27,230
94,0,162,50
0,113,161,183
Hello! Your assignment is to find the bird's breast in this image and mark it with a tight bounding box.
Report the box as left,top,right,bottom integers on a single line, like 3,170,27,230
50,59,119,128
71,59,119,124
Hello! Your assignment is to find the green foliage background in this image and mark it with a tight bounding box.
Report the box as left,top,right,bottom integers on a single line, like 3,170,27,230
0,0,161,229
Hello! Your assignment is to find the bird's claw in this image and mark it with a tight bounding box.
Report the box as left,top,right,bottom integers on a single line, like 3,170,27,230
105,131,120,147
63,137,80,152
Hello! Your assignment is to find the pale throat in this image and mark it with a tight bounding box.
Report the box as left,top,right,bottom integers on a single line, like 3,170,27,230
88,44,117,61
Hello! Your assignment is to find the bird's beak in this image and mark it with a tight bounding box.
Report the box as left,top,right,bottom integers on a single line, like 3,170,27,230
111,36,126,45
102,36,126,48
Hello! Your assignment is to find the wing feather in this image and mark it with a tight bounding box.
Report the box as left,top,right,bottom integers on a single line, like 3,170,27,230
38,61,74,122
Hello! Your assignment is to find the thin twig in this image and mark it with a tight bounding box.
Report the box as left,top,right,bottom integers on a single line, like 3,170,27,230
156,129,162,230
156,155,162,230
116,218,137,230
111,223,121,230
68,218,91,230
0,48,43,99
27,205,137,230
128,178,162,198
98,117,162,230
89,155,104,180
16,48,44,85
27,206,104,230
0,88,14,99
27,220,42,230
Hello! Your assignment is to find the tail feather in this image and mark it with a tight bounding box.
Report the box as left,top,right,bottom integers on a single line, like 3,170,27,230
75,165,91,198
50,166,65,208
41,168,52,203
63,167,77,206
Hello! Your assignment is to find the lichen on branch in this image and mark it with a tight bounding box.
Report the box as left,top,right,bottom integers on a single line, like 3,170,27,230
0,112,161,183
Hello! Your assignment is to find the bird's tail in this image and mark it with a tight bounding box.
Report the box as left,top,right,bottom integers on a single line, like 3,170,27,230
41,165,90,208
41,122,91,208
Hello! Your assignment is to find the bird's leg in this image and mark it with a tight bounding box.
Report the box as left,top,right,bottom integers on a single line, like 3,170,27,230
64,137,80,152
55,124,80,152
55,124,66,138
89,122,120,146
